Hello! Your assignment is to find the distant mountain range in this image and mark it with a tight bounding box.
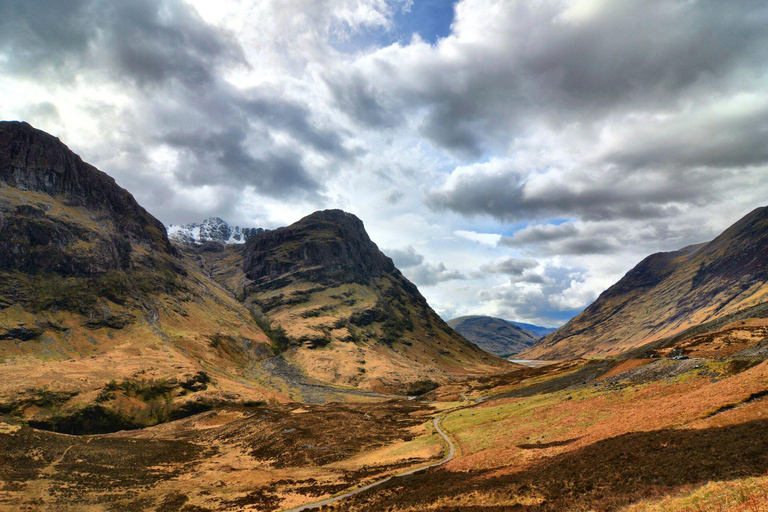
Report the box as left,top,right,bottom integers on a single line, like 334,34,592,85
447,316,555,357
522,207,768,360
166,217,265,245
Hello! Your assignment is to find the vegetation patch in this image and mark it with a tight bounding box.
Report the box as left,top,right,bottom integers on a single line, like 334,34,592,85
406,379,440,396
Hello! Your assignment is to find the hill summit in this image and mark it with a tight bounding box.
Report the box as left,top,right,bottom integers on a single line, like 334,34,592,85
447,316,544,357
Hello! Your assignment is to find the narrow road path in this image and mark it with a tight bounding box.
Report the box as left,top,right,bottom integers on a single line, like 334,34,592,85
282,416,455,512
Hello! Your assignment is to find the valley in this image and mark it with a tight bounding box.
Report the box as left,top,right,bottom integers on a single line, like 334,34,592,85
2,122,768,511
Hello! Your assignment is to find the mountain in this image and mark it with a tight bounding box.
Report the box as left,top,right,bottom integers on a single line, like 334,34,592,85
447,316,541,356
511,322,556,339
235,209,505,392
0,121,280,432
166,217,264,245
0,122,504,425
522,207,768,360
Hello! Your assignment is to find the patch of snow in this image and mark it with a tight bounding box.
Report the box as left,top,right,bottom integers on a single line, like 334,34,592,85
165,217,265,245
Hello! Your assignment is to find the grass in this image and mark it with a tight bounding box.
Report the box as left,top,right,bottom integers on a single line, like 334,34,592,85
624,476,768,512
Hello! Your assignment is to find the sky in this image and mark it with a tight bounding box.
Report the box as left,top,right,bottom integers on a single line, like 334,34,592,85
2,0,768,327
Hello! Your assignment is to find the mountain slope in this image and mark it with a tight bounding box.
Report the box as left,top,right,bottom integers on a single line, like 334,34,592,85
238,209,505,392
0,122,280,431
512,322,556,339
447,316,540,356
523,207,768,360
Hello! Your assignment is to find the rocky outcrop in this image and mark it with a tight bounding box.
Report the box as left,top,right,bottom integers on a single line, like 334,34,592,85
0,121,175,276
243,209,396,287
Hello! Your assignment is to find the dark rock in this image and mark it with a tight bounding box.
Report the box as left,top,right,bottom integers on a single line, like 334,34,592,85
243,209,395,287
0,121,176,273
0,325,43,341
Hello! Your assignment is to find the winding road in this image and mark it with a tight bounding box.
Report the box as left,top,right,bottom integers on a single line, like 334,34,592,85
282,416,455,512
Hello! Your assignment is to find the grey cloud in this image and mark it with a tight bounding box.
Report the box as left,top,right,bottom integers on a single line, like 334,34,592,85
388,246,466,286
0,0,244,85
426,165,723,222
388,246,425,268
0,0,354,203
409,0,768,156
596,102,768,170
408,262,466,287
244,97,349,158
332,0,768,215
499,223,620,256
163,121,320,195
18,102,61,125
325,69,400,128
0,0,93,79
499,217,715,257
480,256,538,276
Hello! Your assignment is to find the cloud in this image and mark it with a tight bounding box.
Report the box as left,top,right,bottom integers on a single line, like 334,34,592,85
480,256,538,276
454,229,502,246
0,0,244,85
388,245,466,286
335,0,768,156
326,0,768,226
426,159,728,222
478,264,597,326
408,262,466,287
0,0,356,208
388,245,424,268
497,216,719,258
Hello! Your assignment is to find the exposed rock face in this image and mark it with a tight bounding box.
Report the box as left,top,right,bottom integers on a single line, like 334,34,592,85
447,316,540,357
0,121,174,275
523,207,768,360
244,209,396,287
166,217,264,245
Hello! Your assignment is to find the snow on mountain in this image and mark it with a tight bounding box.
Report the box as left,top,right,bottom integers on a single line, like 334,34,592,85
165,217,264,245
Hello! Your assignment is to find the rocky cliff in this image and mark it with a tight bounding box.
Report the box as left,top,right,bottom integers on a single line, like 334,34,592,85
0,121,173,274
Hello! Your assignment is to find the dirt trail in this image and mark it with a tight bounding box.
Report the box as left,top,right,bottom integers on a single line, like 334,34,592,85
281,416,455,512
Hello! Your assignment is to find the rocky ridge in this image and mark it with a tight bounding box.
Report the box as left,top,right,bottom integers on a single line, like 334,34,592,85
166,217,264,245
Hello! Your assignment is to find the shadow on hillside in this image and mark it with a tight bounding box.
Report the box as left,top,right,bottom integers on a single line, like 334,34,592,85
345,418,768,511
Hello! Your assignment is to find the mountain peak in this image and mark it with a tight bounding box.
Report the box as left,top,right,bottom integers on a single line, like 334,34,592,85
243,209,395,287
166,217,264,245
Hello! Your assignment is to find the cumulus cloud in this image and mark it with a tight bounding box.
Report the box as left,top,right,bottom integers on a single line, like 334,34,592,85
388,245,424,268
335,0,768,156
425,159,727,222
326,0,768,229
0,0,358,215
408,262,466,287
478,264,597,326
479,256,538,276
500,218,712,257
387,246,466,286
